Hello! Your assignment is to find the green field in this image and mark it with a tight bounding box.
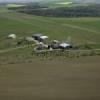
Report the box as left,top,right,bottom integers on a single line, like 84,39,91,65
0,8,100,49
0,7,100,63
0,7,100,58
7,4,26,8
42,0,89,8
46,2,89,8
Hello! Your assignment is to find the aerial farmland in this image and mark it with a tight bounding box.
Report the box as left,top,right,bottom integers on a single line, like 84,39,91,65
0,0,100,100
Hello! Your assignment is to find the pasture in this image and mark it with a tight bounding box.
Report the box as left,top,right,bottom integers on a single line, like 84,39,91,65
0,8,100,50
7,4,26,8
44,0,89,8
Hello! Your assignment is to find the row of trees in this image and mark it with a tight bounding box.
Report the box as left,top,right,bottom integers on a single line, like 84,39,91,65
9,4,100,17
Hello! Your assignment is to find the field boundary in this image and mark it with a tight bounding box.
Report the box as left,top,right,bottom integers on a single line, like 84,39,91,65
0,44,34,54
33,49,100,57
0,44,100,57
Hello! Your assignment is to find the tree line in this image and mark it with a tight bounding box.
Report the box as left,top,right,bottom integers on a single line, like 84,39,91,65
8,4,100,17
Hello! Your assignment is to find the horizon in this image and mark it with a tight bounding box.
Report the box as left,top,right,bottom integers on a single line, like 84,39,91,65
0,0,42,3
0,0,99,3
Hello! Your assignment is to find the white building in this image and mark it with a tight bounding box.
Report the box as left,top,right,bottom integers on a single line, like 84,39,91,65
8,34,16,39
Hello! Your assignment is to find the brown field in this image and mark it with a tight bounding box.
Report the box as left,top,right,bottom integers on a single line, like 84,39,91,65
0,56,100,100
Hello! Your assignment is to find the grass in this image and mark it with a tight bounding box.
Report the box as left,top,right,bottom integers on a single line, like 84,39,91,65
0,12,100,45
7,4,26,8
45,0,90,8
0,7,9,13
0,7,100,57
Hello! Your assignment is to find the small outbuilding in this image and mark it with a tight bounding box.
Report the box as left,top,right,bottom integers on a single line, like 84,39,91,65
8,34,16,39
59,42,72,49
32,33,48,42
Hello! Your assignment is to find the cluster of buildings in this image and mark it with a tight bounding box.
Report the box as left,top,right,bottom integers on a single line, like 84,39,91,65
32,33,73,51
7,33,73,51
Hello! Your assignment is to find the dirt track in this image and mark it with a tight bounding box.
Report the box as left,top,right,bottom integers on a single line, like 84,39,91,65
0,56,100,100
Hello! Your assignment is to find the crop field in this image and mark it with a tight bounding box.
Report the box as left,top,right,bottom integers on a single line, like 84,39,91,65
0,56,100,100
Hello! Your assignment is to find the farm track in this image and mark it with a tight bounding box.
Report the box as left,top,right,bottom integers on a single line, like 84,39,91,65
0,44,35,54
62,24,100,34
0,45,27,53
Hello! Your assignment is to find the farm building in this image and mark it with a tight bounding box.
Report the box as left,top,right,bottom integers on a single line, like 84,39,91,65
40,36,48,40
8,34,16,39
32,33,42,41
32,33,48,42
50,40,73,49
59,42,73,49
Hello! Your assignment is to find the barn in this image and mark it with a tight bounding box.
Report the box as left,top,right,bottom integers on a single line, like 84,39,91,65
32,33,48,42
